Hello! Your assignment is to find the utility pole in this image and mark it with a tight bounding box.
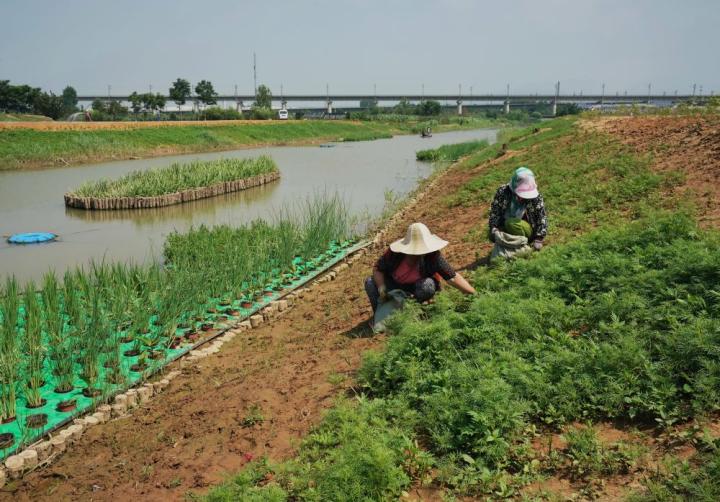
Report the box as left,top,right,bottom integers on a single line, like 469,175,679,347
421,83,424,100
253,52,258,99
107,85,111,98
647,83,652,104
149,84,152,93
600,82,605,107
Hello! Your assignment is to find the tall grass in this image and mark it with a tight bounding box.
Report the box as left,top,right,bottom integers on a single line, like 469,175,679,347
0,193,354,441
416,139,489,162
70,156,277,198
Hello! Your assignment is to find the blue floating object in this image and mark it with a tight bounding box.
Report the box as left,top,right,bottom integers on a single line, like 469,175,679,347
7,232,57,244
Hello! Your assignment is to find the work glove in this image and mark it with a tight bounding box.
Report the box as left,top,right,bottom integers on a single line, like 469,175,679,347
378,284,388,303
491,227,501,242
533,240,544,251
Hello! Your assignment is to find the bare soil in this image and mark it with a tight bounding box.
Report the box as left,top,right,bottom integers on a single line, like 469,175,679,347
588,115,720,226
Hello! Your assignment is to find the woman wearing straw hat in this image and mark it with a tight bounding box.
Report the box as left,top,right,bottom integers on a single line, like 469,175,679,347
364,223,476,313
488,167,548,249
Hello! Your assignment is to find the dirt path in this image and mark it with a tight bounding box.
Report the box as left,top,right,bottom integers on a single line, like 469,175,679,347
4,152,493,501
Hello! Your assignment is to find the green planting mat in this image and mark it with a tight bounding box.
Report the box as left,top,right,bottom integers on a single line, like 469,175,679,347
0,239,366,459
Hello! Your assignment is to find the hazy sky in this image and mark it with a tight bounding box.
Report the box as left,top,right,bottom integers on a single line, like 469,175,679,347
1,0,718,96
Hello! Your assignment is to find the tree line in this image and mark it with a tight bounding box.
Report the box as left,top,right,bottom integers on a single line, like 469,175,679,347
1,78,278,121
0,80,79,119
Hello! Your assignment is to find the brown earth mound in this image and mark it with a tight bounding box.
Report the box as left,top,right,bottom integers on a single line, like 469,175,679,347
590,115,720,226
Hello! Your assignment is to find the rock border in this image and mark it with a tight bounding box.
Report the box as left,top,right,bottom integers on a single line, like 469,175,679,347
63,171,280,210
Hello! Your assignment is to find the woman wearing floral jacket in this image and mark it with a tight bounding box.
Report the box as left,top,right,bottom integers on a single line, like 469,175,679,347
488,167,548,250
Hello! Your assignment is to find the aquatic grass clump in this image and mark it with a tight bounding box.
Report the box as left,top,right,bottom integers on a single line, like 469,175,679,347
70,155,278,198
0,278,21,422
21,282,45,408
416,139,489,162
0,192,356,455
164,193,354,308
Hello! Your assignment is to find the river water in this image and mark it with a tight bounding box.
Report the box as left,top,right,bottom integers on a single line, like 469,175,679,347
0,129,497,283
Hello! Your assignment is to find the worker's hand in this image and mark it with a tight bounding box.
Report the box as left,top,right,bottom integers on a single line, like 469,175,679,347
378,285,388,302
533,240,544,251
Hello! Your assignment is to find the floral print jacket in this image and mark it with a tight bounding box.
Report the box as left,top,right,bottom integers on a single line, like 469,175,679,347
488,184,548,242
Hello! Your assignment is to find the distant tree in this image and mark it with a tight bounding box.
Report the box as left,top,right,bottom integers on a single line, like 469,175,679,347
417,100,441,116
91,98,107,114
140,93,166,113
33,92,66,119
62,86,78,113
254,84,272,109
194,80,218,107
106,100,127,120
129,92,143,114
169,78,191,111
153,93,166,111
0,81,42,113
394,98,415,115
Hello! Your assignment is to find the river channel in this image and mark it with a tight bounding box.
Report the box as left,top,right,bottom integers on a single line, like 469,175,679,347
0,128,497,283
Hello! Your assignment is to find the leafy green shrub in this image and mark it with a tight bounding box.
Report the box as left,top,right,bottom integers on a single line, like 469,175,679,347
203,106,242,120
204,399,419,501
361,214,720,470
563,427,640,479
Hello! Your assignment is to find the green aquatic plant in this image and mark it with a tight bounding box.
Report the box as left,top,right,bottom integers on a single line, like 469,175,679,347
70,156,279,198
78,292,106,395
42,272,75,393
0,277,21,421
21,282,45,408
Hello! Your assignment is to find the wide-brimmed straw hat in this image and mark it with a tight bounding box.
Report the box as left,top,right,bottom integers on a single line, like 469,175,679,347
390,223,448,255
511,166,539,199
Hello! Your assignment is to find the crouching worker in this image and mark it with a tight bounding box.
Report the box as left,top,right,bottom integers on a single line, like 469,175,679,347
364,223,476,318
488,167,548,259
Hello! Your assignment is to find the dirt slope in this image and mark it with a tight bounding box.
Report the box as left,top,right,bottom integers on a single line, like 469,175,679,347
590,115,720,226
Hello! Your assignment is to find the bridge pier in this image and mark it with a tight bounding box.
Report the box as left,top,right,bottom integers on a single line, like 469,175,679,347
236,100,244,113
551,100,557,117
326,99,333,115
281,99,288,111
504,99,510,114
456,99,463,116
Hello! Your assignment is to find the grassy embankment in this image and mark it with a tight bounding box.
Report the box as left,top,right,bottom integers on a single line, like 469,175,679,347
0,121,398,170
0,116,518,171
204,117,720,500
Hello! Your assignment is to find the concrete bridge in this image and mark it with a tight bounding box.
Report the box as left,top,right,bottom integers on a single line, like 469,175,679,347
76,93,707,116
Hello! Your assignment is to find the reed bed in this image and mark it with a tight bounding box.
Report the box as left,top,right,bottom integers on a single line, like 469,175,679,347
70,156,278,198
